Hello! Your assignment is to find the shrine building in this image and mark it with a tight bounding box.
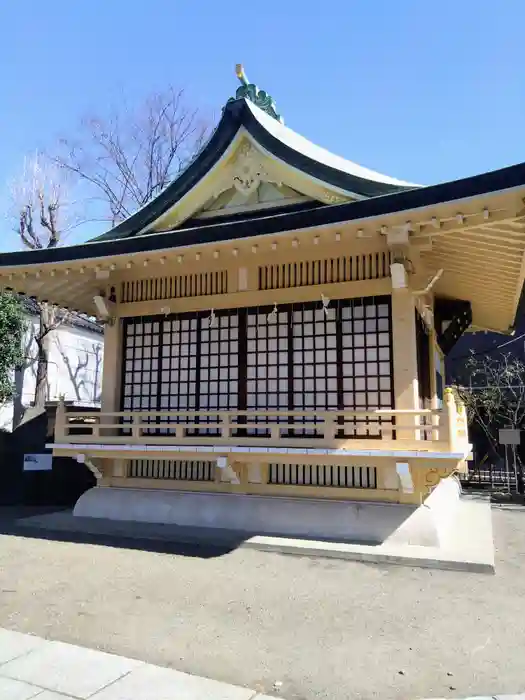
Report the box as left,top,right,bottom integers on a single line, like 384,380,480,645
1,66,525,545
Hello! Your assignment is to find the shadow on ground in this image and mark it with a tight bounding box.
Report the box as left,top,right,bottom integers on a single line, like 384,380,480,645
0,504,385,562
0,506,245,560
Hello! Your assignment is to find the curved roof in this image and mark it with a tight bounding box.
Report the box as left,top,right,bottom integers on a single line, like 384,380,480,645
0,161,524,335
245,100,420,189
0,160,523,267
93,98,419,242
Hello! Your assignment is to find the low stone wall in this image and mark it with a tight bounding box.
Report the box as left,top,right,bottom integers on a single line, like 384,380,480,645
73,478,462,547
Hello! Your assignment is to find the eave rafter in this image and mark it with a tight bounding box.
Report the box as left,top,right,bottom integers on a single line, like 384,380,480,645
429,241,523,267
0,226,369,315
425,263,517,291
0,187,524,334
380,194,525,331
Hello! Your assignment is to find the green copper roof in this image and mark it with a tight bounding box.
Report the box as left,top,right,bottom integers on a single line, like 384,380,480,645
227,64,283,123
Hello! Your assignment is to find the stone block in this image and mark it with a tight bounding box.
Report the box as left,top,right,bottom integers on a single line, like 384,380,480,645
88,663,256,699
0,640,142,699
0,630,47,665
0,676,42,700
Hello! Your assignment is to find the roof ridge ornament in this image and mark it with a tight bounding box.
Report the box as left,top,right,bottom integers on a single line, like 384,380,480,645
228,64,284,124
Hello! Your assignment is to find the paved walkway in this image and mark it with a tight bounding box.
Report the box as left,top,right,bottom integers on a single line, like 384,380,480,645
0,628,275,699
1,628,523,700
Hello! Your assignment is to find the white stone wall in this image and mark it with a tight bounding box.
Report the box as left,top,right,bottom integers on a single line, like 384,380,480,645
0,316,103,431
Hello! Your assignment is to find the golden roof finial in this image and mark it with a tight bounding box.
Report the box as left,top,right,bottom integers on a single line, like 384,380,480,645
229,64,283,123
235,63,248,86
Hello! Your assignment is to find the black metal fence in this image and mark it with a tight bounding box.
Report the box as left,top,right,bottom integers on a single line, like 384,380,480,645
460,458,519,491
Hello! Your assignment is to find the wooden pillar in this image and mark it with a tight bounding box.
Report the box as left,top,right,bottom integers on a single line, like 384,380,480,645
100,319,123,484
428,326,437,408
100,319,122,414
391,288,419,412
427,326,441,441
391,288,419,439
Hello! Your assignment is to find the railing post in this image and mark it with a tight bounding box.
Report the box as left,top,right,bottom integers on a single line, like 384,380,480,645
92,420,100,439
323,412,336,445
132,413,141,440
221,413,231,439
456,398,468,447
55,397,66,441
442,388,458,451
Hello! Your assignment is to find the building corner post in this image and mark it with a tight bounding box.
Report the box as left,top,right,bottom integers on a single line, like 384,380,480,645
391,284,419,423
101,319,123,415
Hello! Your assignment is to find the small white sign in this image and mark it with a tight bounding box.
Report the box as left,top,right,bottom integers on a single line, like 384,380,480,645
23,454,53,472
499,429,521,446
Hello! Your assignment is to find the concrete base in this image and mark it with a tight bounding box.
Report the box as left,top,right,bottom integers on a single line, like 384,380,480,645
17,494,494,573
73,476,462,548
245,496,494,573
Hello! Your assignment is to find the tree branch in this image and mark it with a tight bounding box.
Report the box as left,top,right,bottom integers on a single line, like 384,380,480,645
50,87,209,227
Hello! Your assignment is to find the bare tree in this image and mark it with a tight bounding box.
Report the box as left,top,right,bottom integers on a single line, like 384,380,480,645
10,155,72,409
453,353,525,492
13,328,37,426
92,342,103,402
51,87,209,227
8,87,206,410
55,336,103,402
13,155,64,249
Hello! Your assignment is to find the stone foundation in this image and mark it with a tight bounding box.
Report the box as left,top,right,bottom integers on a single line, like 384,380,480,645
73,476,461,547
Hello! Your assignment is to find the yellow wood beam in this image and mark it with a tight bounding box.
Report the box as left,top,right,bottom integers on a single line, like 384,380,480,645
116,277,392,318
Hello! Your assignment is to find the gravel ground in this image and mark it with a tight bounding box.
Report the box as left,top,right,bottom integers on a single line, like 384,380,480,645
0,504,524,700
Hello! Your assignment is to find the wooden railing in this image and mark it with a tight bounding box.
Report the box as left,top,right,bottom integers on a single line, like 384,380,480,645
54,391,469,454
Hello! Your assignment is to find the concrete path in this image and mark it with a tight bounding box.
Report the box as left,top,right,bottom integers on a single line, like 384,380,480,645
0,628,275,699
0,628,522,700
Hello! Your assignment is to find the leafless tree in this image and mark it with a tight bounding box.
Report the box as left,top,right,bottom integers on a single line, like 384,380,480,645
55,336,103,402
8,87,206,411
51,87,209,227
453,352,525,492
13,329,37,426
13,155,64,250
92,342,103,402
10,155,72,409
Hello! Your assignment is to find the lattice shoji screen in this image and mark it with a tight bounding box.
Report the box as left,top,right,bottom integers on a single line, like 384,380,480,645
246,307,289,436
199,312,239,435
291,305,338,436
339,299,393,437
121,297,393,441
159,315,198,433
121,311,239,437
122,319,161,434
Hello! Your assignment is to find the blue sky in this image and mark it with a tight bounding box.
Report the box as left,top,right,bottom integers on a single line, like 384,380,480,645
0,0,523,249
